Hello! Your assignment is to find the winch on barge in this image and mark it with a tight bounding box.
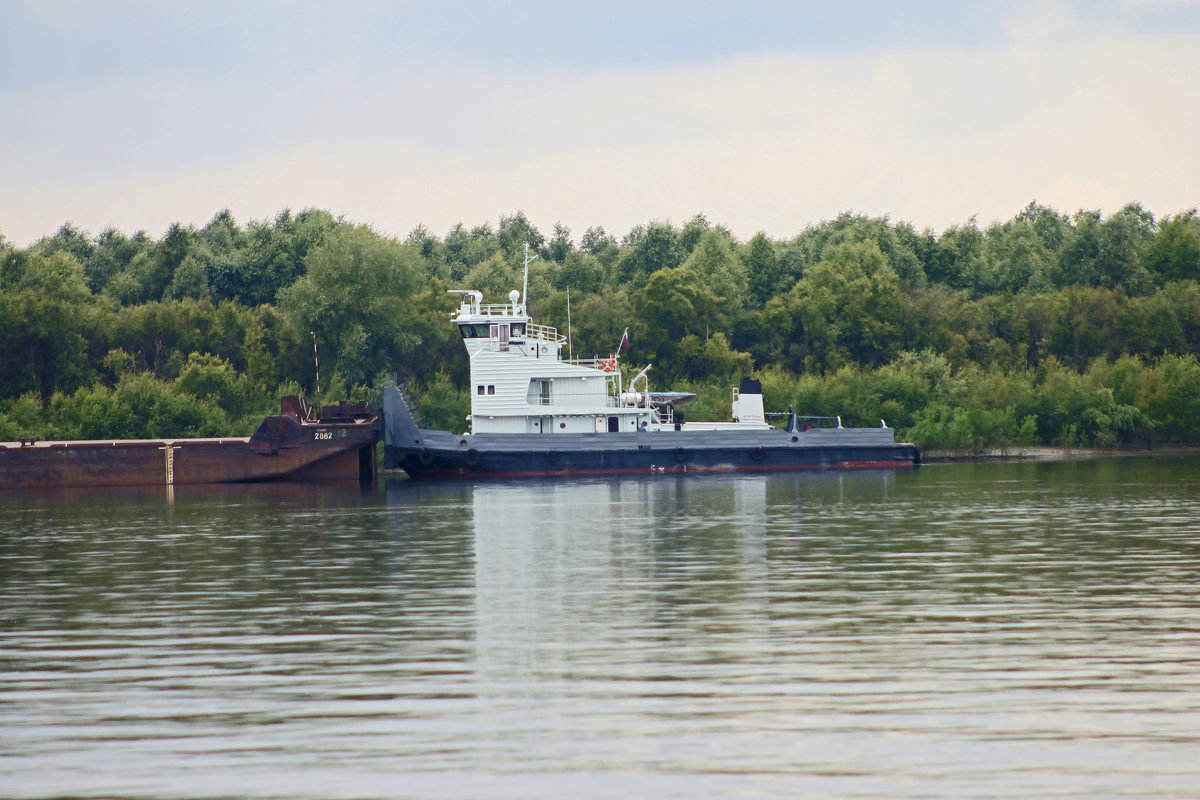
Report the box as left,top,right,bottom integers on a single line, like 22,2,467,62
384,284,920,479
1,397,381,490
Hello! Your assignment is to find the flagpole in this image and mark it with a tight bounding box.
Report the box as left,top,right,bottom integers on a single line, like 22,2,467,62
615,327,629,358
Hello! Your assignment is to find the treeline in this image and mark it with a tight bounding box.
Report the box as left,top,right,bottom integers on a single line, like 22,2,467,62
1,202,1199,451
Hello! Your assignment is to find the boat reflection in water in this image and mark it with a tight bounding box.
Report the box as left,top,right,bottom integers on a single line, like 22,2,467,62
459,471,899,702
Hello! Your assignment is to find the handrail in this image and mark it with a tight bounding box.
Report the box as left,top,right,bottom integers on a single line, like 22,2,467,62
566,356,615,367
477,302,521,315
526,323,565,344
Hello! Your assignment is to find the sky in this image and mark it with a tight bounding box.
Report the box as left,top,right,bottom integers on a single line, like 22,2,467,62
1,0,1198,246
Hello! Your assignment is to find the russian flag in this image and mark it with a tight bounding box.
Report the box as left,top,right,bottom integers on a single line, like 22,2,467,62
619,329,630,352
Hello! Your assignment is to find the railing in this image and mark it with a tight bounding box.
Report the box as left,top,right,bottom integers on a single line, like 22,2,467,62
526,323,565,344
764,413,843,431
477,302,520,315
566,356,618,369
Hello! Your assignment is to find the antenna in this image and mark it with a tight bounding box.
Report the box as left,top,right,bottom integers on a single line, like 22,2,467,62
566,286,573,360
522,242,537,314
311,331,320,396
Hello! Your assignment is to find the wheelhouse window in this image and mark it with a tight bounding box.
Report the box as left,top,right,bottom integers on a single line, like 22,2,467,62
459,324,488,339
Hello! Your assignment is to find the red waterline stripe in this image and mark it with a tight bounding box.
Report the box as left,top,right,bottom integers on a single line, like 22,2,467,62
409,460,917,480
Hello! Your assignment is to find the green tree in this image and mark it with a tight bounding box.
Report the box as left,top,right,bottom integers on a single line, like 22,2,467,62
463,252,521,299
930,218,988,291
1146,210,1200,284
414,371,470,433
176,352,248,418
547,222,574,262
85,227,153,294
1142,355,1200,443
279,225,424,387
680,229,747,307
1,250,90,303
678,213,712,254
743,232,782,306
769,241,903,371
984,215,1055,293
406,223,446,279
615,220,680,288
164,253,212,301
552,251,604,293
209,208,339,305
679,332,752,383
633,267,723,378
497,212,544,261
1054,205,1154,292
1097,202,1155,293
0,290,93,399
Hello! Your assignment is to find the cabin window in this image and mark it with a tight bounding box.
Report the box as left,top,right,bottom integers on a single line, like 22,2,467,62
608,416,619,432
460,324,488,339
487,385,495,395
477,385,484,395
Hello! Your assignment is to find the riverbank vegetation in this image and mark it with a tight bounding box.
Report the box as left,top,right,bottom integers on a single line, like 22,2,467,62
2,202,1199,452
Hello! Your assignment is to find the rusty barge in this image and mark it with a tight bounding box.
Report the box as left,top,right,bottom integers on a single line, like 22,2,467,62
0,397,381,490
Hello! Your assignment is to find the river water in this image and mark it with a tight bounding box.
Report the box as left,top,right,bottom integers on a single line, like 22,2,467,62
3,460,1200,799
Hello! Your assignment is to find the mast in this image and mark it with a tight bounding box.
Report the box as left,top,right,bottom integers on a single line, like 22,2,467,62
522,242,537,314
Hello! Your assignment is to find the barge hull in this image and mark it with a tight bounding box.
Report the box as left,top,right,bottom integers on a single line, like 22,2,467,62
1,397,381,490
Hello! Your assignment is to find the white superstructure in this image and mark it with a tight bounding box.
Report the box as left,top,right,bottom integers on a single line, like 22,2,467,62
450,287,772,436
451,289,641,434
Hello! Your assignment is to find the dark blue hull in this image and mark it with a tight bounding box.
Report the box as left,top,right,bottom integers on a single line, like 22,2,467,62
384,431,916,482
383,386,919,480
386,439,920,479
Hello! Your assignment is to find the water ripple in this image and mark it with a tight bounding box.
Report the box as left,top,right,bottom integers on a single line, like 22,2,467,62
3,462,1200,798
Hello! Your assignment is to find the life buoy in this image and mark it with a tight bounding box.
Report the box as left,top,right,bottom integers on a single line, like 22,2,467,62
464,448,481,467
602,357,617,372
